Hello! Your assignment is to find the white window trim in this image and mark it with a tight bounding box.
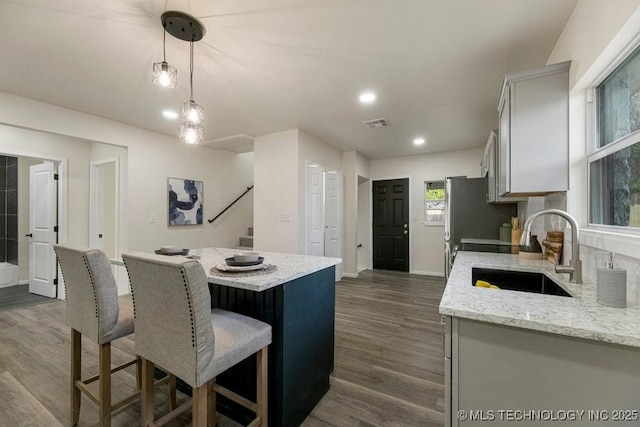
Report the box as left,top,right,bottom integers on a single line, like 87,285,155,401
583,29,640,259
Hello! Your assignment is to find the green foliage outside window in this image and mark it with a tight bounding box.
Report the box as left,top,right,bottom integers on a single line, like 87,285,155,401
426,188,445,200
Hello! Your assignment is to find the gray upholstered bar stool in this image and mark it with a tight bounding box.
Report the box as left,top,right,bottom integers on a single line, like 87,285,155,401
54,245,174,426
122,252,272,427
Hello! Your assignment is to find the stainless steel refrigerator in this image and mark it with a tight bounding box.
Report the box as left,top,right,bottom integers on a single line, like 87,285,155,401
444,176,517,281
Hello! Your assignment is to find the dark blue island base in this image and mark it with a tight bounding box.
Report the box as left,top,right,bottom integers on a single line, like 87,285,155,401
209,266,336,427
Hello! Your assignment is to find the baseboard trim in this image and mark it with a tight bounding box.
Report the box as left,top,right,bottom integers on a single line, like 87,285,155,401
19,280,28,286
341,273,359,278
410,270,445,277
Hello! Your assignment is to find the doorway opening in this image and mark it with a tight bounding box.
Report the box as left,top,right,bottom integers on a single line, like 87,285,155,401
372,178,410,272
305,162,343,280
90,158,119,260
0,154,61,304
356,176,372,272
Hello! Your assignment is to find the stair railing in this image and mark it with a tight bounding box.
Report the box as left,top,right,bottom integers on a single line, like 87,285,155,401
208,185,254,224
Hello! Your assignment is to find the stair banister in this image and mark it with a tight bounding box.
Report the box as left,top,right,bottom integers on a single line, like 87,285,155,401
208,185,254,224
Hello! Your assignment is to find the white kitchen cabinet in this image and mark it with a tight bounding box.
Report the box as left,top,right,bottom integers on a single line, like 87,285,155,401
445,316,640,427
497,61,570,197
483,130,524,203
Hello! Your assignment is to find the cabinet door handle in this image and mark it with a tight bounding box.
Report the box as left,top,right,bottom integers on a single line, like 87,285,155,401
25,233,33,238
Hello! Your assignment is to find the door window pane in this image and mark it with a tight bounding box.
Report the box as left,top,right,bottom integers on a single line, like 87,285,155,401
590,141,640,227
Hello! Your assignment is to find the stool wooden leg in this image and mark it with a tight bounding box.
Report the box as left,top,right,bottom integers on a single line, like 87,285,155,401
192,384,208,427
141,358,155,427
98,343,112,426
256,347,268,427
208,379,216,427
70,329,81,425
168,374,177,410
136,356,142,390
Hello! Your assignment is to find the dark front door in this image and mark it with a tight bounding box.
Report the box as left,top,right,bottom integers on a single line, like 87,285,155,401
372,179,409,272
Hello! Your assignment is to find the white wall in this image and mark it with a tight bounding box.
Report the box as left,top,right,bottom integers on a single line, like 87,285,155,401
0,92,255,295
370,147,484,276
253,129,299,253
548,0,640,89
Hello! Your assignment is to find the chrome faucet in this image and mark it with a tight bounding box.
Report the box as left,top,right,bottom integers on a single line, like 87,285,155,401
519,209,582,284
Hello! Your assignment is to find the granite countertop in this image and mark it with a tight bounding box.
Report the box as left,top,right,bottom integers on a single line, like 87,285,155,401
460,238,516,246
191,247,341,292
439,251,640,348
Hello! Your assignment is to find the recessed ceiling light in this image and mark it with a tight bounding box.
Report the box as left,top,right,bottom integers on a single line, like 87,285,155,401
413,138,425,145
163,110,178,120
359,92,376,104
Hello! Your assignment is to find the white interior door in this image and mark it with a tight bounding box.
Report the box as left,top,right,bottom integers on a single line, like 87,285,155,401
306,165,325,256
324,171,343,280
29,162,57,298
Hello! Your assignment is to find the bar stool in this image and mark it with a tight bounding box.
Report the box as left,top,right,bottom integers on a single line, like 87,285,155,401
122,252,271,427
54,245,175,426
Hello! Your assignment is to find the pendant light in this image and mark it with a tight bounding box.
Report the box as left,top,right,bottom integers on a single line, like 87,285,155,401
180,40,204,125
152,28,177,88
157,11,206,144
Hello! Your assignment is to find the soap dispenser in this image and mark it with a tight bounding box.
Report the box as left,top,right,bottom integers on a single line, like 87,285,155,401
596,252,627,308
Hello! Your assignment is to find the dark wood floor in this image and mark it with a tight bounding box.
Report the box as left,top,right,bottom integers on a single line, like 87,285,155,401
0,270,445,426
0,284,52,311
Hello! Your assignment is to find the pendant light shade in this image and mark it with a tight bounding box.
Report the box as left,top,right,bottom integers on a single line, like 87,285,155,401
152,61,177,88
152,26,177,88
178,122,204,144
178,37,204,142
181,99,204,124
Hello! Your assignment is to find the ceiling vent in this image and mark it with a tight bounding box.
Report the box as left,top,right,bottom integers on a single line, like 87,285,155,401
363,118,389,128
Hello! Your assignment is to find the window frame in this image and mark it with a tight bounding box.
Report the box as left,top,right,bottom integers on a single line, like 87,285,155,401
586,34,640,236
423,180,445,227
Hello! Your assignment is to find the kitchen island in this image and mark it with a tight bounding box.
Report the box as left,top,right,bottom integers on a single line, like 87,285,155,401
192,248,341,427
440,252,640,426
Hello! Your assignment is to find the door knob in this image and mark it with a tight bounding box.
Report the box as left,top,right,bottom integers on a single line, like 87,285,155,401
25,233,33,238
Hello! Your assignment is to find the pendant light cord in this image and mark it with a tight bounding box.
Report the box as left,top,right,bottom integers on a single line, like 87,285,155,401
190,39,194,100
162,26,167,62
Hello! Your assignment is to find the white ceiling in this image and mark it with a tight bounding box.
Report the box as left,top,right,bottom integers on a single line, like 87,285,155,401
0,0,577,159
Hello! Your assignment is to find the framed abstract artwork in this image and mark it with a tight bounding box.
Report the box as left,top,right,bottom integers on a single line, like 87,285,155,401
168,177,203,226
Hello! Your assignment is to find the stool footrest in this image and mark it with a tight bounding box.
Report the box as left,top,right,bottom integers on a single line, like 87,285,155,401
75,360,171,413
82,357,138,385
213,383,257,412
150,399,192,427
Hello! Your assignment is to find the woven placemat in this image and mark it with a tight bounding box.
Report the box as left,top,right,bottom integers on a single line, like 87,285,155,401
209,264,277,278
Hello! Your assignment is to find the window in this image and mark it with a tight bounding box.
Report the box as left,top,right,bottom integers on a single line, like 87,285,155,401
424,181,445,226
590,44,640,229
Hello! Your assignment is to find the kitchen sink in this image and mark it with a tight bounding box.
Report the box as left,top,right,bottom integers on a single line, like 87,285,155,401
471,268,572,297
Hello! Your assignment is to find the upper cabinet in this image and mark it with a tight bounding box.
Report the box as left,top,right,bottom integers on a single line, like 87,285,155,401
483,130,524,203
497,61,570,197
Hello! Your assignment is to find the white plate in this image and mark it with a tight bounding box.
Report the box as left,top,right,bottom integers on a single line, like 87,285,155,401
215,263,266,272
